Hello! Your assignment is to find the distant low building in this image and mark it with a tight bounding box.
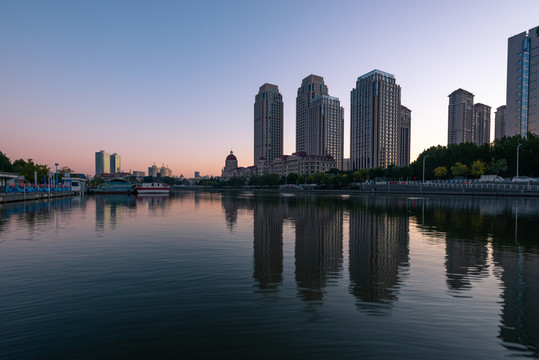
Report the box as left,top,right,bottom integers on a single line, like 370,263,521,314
221,150,336,180
132,171,145,177
342,158,351,171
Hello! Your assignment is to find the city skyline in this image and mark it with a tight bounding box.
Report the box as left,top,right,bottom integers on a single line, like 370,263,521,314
2,1,539,176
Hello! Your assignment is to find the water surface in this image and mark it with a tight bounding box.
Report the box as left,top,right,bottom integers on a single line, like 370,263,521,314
1,192,538,359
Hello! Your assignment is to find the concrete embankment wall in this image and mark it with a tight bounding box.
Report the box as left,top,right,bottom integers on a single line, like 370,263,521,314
172,184,539,197
0,192,74,204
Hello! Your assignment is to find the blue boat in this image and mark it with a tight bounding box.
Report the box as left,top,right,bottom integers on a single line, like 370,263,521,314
92,179,134,194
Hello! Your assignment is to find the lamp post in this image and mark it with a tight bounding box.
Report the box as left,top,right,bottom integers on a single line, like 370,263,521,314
55,163,59,185
422,154,430,184
516,143,522,179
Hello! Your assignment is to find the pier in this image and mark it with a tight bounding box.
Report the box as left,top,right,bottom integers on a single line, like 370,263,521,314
0,191,74,204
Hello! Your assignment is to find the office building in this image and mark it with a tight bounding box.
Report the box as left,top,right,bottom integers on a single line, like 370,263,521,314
473,103,491,145
110,153,121,173
296,75,328,153
351,70,401,169
506,26,539,137
254,83,283,167
398,105,411,167
448,89,474,145
132,171,145,177
95,150,110,176
494,105,507,140
306,95,344,169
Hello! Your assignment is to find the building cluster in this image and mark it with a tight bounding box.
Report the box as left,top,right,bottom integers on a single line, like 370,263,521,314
95,150,122,176
94,151,177,179
447,89,491,146
452,25,539,145
223,71,412,179
148,163,172,178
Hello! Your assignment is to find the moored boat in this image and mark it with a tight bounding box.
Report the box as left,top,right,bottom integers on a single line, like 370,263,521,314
92,178,134,194
136,183,170,194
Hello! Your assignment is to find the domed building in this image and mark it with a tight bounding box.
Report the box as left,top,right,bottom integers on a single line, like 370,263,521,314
221,151,238,179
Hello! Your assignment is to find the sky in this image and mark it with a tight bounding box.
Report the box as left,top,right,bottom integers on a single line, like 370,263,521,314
2,0,539,177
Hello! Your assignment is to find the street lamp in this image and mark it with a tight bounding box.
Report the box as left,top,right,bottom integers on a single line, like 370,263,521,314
55,163,59,185
422,154,430,184
516,143,522,179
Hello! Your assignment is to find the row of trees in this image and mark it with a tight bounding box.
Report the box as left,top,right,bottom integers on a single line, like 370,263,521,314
0,151,76,183
414,133,539,179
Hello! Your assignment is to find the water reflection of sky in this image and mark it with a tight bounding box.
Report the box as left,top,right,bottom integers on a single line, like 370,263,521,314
0,193,538,358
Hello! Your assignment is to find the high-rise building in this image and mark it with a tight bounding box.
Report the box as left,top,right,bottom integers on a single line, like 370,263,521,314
110,153,121,173
306,95,344,169
494,105,507,140
473,103,491,145
351,70,401,169
148,164,158,177
448,89,474,145
296,75,328,153
398,105,411,167
506,26,539,137
95,150,110,175
254,83,283,167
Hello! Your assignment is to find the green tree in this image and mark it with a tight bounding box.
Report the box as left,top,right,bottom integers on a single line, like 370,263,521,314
352,169,368,182
12,159,50,183
434,166,448,179
314,172,331,185
450,162,468,177
0,151,12,172
369,167,385,179
488,159,508,175
261,173,281,186
286,172,299,184
249,175,262,186
470,160,487,177
227,176,246,187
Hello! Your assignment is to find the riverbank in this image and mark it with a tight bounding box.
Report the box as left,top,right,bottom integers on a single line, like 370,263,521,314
0,191,74,204
171,182,539,197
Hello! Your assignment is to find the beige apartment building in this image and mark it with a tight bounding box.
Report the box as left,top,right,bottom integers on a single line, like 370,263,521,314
351,70,402,170
254,83,283,167
473,103,491,145
306,95,344,170
494,105,507,140
448,89,474,145
398,105,411,167
296,75,328,153
448,89,491,146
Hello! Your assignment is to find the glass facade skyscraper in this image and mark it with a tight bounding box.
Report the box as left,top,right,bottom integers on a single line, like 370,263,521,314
506,26,539,137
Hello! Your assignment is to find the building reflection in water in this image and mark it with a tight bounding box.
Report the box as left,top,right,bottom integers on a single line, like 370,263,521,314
348,196,409,314
292,199,343,302
412,196,539,355
221,195,242,232
493,210,539,357
253,199,284,294
95,195,136,235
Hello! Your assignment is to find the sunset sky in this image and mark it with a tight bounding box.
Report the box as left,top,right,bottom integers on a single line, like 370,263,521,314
2,0,539,177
